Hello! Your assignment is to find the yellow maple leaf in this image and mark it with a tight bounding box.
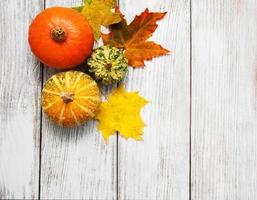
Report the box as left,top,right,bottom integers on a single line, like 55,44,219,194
96,84,149,141
81,0,121,40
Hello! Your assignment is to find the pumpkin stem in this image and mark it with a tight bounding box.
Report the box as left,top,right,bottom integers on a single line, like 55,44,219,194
51,27,66,42
105,63,112,69
60,92,74,103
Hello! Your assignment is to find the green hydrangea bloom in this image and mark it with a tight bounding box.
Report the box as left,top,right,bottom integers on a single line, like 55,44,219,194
87,45,128,85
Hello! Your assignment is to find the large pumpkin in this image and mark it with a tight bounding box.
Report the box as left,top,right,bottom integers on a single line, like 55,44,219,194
29,7,94,69
42,71,100,127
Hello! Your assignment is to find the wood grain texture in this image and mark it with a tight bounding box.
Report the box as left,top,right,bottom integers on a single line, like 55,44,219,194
40,1,117,199
0,0,42,199
191,0,257,199
2,0,257,199
118,0,190,199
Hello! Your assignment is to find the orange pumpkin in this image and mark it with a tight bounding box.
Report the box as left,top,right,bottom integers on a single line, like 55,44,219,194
42,71,101,127
29,7,94,69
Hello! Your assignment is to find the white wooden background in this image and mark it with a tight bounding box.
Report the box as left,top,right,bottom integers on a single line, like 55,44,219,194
0,0,257,199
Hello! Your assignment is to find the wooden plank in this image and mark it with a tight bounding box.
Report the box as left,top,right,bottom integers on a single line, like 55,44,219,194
118,0,190,199
40,1,117,199
191,0,257,199
0,0,42,199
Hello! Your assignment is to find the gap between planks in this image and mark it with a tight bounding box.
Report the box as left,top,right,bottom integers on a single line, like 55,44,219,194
189,0,192,200
38,0,46,199
38,0,46,198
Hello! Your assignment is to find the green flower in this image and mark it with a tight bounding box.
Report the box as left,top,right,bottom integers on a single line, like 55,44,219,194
87,45,128,85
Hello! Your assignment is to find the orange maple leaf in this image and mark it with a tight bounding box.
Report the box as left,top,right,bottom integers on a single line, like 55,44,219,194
102,9,169,67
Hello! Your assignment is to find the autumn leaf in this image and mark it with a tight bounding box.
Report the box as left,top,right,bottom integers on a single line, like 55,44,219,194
102,9,169,67
74,0,121,40
96,85,149,141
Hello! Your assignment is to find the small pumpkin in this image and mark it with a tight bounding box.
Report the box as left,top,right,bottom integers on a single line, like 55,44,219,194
29,7,94,69
42,71,100,127
87,45,128,85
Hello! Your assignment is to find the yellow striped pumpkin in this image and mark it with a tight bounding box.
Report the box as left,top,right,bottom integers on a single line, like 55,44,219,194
42,71,100,127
